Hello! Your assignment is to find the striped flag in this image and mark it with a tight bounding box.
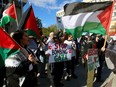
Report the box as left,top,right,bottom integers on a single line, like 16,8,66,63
0,27,21,68
0,4,16,27
62,1,114,39
18,5,41,38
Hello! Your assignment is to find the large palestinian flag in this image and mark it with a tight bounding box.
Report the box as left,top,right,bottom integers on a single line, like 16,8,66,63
0,4,16,27
0,28,21,68
18,5,41,38
62,1,114,39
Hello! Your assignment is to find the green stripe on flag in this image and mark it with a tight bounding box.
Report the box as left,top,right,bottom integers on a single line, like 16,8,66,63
0,47,20,68
26,29,39,38
83,22,106,35
0,48,20,61
66,26,82,39
0,15,15,27
65,21,106,39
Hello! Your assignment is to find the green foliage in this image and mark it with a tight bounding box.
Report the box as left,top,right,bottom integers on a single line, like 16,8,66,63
42,24,58,36
36,17,58,36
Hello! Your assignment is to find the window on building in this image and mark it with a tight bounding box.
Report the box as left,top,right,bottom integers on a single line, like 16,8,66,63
114,12,116,16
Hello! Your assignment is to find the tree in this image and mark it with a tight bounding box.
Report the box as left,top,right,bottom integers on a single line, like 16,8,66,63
36,17,43,35
42,24,58,36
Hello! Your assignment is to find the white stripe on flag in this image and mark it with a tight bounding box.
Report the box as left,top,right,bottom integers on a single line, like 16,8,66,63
62,11,102,29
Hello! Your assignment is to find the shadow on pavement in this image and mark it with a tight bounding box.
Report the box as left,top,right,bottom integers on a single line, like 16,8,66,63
36,64,111,87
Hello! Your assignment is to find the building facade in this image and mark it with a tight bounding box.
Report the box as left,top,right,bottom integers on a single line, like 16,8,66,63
56,9,65,17
56,9,65,30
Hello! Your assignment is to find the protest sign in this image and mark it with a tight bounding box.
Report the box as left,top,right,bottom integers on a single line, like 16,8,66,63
87,49,99,87
47,43,72,63
88,49,99,71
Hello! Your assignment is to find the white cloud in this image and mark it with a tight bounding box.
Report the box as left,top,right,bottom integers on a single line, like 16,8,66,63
28,0,56,8
28,0,80,10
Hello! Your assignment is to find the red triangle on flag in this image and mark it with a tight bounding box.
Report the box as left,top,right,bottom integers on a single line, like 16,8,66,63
18,5,41,38
98,2,114,34
0,27,20,49
4,4,16,20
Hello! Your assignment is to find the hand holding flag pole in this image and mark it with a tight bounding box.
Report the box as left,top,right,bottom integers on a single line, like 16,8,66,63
21,48,38,64
101,35,108,52
10,33,38,64
0,27,38,64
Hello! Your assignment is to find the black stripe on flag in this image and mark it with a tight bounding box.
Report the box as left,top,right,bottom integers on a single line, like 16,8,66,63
64,1,113,16
18,6,32,30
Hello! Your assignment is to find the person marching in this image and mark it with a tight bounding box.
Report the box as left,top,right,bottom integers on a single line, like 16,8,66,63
5,30,38,87
64,34,77,81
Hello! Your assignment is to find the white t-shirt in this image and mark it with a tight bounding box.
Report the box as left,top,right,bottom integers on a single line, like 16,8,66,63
64,40,76,57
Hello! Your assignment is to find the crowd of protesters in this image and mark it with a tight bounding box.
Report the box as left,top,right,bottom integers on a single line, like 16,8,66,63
0,29,116,87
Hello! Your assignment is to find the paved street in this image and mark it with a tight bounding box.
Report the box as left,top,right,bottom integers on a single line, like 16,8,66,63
36,63,111,87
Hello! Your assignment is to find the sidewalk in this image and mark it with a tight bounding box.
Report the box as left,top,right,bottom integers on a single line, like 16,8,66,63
36,64,111,87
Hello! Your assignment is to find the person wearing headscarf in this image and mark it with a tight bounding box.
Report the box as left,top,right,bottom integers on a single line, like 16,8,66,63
5,30,38,87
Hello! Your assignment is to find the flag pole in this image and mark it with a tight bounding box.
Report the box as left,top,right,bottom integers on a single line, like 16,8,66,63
101,35,108,52
13,1,19,27
20,0,23,15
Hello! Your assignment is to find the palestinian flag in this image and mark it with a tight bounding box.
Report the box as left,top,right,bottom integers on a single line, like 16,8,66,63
18,5,41,38
62,1,114,39
0,28,21,68
0,4,16,27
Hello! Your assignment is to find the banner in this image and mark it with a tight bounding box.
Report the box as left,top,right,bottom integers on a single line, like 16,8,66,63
47,43,72,63
87,49,99,71
87,49,99,87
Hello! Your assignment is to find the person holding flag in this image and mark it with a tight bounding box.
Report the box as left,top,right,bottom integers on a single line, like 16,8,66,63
101,36,116,86
5,30,38,87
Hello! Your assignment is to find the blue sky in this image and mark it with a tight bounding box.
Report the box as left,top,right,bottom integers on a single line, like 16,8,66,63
23,0,82,28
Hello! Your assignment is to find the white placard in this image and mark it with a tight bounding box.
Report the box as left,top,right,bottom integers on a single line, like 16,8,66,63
47,43,72,63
